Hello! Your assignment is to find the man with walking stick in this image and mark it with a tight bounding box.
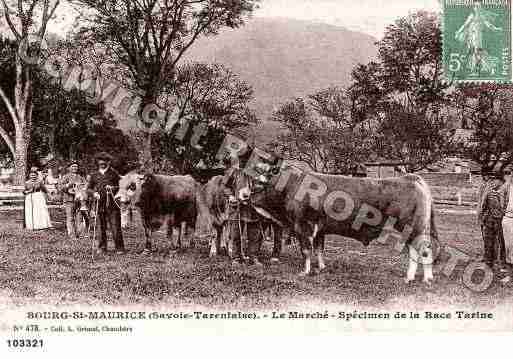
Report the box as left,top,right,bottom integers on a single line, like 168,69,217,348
87,152,125,255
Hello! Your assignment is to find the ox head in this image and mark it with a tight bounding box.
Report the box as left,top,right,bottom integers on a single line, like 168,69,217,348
73,183,90,212
226,163,275,204
115,172,146,206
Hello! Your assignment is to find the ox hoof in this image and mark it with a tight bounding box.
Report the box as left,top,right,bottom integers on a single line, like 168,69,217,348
270,257,280,264
299,271,310,277
231,260,243,267
422,277,434,286
209,251,218,258
404,278,414,284
169,245,181,252
251,259,264,267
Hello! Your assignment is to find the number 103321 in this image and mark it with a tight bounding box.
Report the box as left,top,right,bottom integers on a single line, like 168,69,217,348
7,339,43,348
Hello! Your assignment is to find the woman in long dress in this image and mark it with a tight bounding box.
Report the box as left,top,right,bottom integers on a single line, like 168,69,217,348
24,167,53,230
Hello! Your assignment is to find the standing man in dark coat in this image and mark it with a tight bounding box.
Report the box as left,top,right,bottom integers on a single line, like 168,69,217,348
478,159,507,269
87,152,125,254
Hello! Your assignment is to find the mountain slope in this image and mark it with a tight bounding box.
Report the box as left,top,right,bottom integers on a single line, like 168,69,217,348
186,17,377,145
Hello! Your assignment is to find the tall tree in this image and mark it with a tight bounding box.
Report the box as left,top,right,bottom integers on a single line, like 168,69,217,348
1,35,138,172
272,87,373,174
73,0,258,170
149,61,257,174
452,84,513,166
0,0,60,184
348,11,454,172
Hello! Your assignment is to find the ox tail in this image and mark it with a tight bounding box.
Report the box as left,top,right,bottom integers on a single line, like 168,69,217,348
430,205,438,243
411,177,435,244
409,177,441,265
194,185,214,237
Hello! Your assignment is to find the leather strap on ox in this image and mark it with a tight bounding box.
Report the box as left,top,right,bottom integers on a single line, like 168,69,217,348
252,205,284,227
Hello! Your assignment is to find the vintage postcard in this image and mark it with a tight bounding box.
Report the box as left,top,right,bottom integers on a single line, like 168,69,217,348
1,0,513,355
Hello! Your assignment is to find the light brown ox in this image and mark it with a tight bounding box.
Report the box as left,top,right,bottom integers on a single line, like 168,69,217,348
230,165,438,284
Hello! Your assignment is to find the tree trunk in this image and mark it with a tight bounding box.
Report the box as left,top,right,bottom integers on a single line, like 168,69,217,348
139,91,159,172
141,131,153,172
14,128,29,185
12,49,33,185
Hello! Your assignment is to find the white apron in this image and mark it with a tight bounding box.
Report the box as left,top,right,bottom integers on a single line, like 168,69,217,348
503,185,513,264
25,191,52,230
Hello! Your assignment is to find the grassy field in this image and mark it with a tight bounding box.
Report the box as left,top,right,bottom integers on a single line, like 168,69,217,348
1,206,512,310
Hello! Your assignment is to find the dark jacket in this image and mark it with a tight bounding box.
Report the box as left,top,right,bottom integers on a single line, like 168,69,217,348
480,179,505,224
87,167,121,212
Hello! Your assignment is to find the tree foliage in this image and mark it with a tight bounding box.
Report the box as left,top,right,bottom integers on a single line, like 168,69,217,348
0,0,61,183
0,35,138,173
148,61,257,174
452,84,513,165
72,0,259,168
348,11,454,172
271,87,373,174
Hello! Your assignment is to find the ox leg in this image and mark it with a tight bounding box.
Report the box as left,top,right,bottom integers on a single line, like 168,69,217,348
271,225,282,264
128,206,134,227
422,262,434,285
167,220,178,252
143,226,153,254
298,236,312,276
225,224,233,259
248,224,263,267
419,236,434,284
407,235,434,285
176,225,182,250
82,211,89,232
294,222,313,276
186,222,195,249
314,234,326,272
300,246,312,276
405,244,419,283
209,225,222,257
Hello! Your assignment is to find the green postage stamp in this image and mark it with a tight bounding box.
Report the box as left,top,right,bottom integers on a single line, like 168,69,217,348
443,0,511,82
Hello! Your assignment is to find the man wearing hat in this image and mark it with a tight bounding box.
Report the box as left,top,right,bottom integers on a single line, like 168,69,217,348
87,152,124,254
478,158,507,268
58,161,86,239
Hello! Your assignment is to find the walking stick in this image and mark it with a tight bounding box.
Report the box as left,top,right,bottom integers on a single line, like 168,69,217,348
23,191,26,229
91,199,99,261
30,191,34,230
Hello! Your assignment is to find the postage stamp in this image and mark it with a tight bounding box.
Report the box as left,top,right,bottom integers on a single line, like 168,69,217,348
443,0,511,82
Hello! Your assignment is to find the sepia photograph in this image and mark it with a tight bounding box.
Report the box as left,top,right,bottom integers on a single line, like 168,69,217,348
1,0,513,352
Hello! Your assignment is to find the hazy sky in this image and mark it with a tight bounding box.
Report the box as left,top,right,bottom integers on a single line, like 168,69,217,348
255,0,441,38
44,0,441,39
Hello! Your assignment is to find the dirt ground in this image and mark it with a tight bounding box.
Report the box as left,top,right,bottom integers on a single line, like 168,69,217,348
0,206,512,310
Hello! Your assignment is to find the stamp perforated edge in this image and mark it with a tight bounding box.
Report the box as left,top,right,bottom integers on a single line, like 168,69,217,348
441,0,513,84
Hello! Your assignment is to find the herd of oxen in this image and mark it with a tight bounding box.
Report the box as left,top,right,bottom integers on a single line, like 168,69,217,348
74,158,438,285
